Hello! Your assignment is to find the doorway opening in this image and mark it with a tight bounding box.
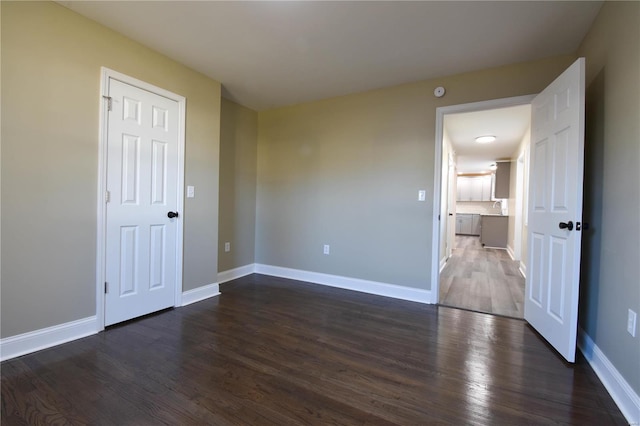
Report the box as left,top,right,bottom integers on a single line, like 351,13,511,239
431,95,534,319
430,58,586,362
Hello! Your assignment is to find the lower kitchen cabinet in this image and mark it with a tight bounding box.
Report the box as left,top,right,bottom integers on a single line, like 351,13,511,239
480,215,508,248
455,214,481,236
472,214,481,235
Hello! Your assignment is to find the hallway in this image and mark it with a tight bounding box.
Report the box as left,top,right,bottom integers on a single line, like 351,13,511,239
439,236,525,318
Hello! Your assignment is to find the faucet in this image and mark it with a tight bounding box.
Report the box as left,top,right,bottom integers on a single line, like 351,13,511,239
492,200,502,209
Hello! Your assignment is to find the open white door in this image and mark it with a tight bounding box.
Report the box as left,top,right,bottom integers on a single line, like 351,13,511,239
525,58,585,362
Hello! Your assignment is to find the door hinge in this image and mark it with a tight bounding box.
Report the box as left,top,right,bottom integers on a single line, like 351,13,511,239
102,95,112,112
105,190,110,203
104,282,108,294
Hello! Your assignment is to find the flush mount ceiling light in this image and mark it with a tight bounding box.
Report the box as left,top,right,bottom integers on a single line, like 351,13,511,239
475,135,496,144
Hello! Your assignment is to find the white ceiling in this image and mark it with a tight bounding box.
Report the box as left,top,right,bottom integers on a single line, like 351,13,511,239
445,104,531,174
59,1,602,111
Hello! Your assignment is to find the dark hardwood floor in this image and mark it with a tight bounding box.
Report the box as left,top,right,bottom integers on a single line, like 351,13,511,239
2,274,625,425
440,236,525,318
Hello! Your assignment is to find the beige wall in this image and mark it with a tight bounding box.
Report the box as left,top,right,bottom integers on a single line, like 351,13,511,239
257,55,575,290
1,1,221,338
577,1,640,395
218,99,258,272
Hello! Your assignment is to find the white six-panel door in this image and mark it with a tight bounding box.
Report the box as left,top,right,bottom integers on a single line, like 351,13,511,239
104,78,180,326
525,58,585,362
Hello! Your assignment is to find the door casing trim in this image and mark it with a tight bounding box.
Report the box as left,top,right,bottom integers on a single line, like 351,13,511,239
96,67,186,330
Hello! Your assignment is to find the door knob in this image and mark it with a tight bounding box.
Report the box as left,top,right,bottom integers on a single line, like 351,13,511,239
559,221,573,231
167,211,179,219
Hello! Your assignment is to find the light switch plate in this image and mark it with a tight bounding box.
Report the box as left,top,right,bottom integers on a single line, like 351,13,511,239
187,186,195,198
418,190,426,201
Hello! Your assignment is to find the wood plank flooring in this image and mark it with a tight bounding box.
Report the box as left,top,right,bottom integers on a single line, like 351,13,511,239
440,236,525,318
2,274,626,425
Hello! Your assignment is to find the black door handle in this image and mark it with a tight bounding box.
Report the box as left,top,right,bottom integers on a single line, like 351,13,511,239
559,221,573,231
448,213,453,216
167,211,179,219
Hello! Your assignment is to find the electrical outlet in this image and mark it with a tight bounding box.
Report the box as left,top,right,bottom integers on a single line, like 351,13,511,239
224,242,231,253
187,185,195,198
628,309,637,337
323,244,330,255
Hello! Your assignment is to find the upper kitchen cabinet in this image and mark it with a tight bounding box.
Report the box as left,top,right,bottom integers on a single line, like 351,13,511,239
494,161,511,199
481,175,492,200
456,177,470,201
457,175,492,202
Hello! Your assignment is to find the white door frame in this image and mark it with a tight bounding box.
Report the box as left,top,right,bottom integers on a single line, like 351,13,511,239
96,67,186,330
430,94,535,304
513,151,525,261
446,152,457,261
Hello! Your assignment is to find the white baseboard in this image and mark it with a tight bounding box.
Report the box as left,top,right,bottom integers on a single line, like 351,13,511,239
483,245,508,250
0,316,98,362
578,328,640,425
519,262,527,278
181,283,220,306
0,282,222,361
254,264,432,304
506,246,527,279
439,257,447,273
218,264,255,284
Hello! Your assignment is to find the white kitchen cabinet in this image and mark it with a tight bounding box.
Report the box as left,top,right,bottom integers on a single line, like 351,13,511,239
470,178,483,201
481,175,493,201
457,178,470,201
457,176,492,202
